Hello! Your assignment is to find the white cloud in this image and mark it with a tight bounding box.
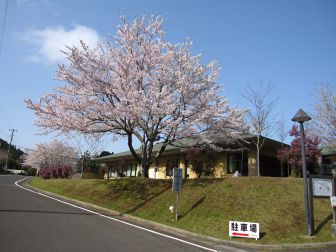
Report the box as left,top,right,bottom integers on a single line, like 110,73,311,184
23,25,101,63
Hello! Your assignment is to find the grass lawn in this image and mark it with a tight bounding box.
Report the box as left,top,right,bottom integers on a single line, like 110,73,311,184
29,177,336,244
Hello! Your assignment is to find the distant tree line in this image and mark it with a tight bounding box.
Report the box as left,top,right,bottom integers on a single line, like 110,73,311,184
0,138,24,172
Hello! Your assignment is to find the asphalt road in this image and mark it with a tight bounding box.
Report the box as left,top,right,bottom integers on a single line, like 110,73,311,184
0,175,215,252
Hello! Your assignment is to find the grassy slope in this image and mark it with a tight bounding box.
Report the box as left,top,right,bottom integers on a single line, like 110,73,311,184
29,177,335,244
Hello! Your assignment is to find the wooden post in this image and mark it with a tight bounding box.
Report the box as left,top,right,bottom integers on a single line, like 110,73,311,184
331,177,336,237
308,176,315,234
332,178,336,224
176,192,179,221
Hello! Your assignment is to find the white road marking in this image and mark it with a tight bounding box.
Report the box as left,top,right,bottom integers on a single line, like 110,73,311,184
15,177,217,252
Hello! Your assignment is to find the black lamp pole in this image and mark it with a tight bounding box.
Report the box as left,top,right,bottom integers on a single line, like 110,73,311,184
292,108,312,236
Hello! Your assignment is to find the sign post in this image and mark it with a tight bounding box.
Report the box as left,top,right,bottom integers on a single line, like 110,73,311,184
311,177,332,197
331,177,336,237
311,176,335,236
330,178,336,224
172,168,182,221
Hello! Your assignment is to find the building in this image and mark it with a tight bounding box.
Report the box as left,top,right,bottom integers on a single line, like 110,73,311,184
95,136,287,179
320,147,336,175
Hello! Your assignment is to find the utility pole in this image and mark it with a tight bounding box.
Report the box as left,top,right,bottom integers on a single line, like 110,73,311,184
4,129,17,174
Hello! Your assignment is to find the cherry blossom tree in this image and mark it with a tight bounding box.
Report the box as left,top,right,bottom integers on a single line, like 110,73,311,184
312,84,336,149
25,16,245,178
24,141,78,170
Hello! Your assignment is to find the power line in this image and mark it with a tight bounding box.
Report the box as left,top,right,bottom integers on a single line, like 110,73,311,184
0,102,13,127
0,0,8,56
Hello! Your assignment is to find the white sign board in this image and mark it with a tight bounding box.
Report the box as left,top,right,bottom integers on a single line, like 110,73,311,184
330,196,336,207
229,221,259,240
312,178,332,197
172,168,182,192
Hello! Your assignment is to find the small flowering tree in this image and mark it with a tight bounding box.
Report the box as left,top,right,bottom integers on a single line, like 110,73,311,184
277,125,320,177
185,147,218,178
25,16,245,178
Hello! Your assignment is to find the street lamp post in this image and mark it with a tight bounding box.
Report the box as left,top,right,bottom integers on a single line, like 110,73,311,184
292,108,312,236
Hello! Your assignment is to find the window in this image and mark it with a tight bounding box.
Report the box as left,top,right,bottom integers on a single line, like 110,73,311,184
125,163,137,177
130,163,137,177
166,159,179,177
108,163,137,177
228,154,240,174
227,152,248,175
125,167,130,177
109,164,116,177
185,160,191,178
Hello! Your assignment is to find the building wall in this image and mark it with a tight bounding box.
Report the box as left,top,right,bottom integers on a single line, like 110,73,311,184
103,146,281,179
104,151,241,178
248,149,257,176
214,152,228,178
153,153,198,179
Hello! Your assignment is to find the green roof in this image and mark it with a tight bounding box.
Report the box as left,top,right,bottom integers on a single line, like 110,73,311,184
320,147,336,156
94,140,195,163
94,135,286,163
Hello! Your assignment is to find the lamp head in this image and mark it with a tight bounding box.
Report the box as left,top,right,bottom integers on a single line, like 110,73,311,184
291,109,311,123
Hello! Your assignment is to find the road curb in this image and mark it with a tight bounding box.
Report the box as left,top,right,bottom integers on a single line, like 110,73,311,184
21,178,336,251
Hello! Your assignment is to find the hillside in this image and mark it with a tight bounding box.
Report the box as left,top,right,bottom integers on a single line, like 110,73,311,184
29,177,335,244
0,138,24,170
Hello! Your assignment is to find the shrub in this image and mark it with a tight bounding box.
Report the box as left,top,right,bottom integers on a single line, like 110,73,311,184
38,166,73,179
27,167,37,176
61,166,72,178
185,147,218,178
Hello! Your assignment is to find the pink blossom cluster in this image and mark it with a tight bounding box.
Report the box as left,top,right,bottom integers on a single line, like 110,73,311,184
38,166,73,179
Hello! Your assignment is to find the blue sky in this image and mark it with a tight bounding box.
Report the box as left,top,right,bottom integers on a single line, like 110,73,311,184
0,0,335,154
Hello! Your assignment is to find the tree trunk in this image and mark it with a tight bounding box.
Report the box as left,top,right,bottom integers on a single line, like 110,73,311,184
290,166,299,177
240,149,244,175
280,143,284,177
141,162,150,178
257,136,260,176
81,158,84,179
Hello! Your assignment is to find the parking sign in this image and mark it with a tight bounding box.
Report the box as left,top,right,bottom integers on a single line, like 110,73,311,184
229,221,259,240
